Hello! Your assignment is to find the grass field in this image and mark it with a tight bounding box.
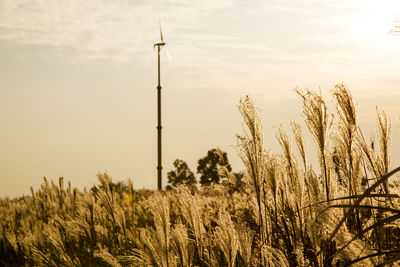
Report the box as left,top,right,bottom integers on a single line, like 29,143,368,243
1,85,399,266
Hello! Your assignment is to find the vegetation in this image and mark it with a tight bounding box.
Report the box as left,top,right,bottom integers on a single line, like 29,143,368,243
166,159,196,190
197,148,232,186
1,84,400,266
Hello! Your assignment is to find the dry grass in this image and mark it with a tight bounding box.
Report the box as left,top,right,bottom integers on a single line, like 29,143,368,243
0,84,399,266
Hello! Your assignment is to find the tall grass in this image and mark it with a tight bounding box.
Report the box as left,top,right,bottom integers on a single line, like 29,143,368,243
0,84,399,266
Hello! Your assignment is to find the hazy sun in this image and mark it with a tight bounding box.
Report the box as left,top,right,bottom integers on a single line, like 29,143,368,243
344,1,400,40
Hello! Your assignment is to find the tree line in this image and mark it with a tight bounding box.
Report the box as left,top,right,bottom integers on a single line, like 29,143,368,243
166,148,243,190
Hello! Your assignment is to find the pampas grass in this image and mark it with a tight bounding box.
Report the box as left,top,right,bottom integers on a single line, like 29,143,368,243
0,84,399,266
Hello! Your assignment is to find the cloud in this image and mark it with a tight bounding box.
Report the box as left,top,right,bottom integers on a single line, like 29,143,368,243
1,0,399,97
0,1,138,61
0,0,235,62
0,0,354,65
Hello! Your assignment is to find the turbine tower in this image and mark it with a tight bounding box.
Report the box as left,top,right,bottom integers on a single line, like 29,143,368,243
154,21,166,191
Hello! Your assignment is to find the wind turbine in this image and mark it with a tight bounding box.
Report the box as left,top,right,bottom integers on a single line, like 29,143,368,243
154,20,166,191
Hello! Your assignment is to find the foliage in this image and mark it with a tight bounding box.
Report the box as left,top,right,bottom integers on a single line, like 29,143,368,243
197,148,232,186
166,159,197,190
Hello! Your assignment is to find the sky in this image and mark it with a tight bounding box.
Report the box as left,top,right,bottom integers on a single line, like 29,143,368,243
1,0,400,197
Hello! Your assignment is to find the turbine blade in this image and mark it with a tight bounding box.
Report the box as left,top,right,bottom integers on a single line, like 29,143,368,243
159,18,164,43
166,51,172,61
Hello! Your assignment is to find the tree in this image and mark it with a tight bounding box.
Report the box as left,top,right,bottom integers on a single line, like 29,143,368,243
197,148,232,186
167,159,197,189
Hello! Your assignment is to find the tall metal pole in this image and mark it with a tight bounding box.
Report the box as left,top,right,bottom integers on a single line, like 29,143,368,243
155,40,165,191
157,45,162,190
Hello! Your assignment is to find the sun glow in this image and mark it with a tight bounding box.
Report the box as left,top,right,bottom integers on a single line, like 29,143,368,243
342,1,400,42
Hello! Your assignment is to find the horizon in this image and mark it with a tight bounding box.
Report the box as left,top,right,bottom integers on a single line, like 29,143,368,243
1,0,400,197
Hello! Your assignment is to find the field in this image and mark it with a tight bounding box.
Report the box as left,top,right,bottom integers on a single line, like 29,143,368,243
1,85,399,266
